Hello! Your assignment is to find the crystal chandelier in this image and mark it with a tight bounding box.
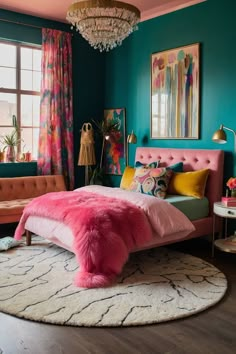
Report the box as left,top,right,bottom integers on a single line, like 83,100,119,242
66,0,140,52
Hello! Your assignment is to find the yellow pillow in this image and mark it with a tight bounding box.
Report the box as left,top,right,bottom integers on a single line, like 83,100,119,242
120,166,135,190
168,169,209,199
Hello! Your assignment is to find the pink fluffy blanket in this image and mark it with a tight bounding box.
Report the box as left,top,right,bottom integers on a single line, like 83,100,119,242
14,191,152,288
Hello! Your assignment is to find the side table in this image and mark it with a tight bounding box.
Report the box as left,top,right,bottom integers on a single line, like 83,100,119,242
212,202,236,256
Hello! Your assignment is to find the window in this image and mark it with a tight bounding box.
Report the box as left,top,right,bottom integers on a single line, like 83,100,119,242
0,41,41,160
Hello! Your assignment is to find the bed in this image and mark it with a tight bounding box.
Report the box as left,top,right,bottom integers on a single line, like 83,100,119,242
15,147,224,287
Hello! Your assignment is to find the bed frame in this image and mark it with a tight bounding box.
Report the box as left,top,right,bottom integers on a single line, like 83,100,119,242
135,147,224,241
24,147,224,251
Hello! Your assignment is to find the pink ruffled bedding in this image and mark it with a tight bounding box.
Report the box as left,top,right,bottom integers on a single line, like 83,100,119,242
14,186,195,288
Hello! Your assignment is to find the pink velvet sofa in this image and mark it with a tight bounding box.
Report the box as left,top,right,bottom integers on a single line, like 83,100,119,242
0,175,66,224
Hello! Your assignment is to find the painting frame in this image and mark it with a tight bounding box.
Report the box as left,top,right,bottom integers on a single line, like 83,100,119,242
103,108,126,175
151,43,200,139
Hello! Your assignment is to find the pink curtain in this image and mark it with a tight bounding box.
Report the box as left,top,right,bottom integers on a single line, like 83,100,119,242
38,28,74,190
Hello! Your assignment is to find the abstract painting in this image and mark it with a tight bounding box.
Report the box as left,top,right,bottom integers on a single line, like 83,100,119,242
151,43,199,139
103,108,126,175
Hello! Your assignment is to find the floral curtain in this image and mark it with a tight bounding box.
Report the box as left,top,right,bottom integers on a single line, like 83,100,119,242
38,28,74,190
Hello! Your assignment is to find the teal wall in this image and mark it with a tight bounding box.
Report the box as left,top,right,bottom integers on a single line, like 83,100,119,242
0,9,105,186
104,0,236,188
1,1,236,190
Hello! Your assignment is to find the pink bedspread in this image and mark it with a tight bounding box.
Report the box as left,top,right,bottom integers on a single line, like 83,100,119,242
15,191,153,288
14,187,195,288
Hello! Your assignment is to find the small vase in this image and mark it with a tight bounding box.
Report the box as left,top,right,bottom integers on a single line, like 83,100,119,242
0,151,5,163
6,146,16,162
231,189,236,198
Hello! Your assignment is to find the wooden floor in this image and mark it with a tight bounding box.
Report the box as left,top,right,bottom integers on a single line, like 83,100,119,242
0,226,236,354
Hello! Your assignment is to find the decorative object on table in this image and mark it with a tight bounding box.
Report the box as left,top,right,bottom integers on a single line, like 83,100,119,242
0,236,227,327
0,115,22,162
78,123,96,185
0,150,5,163
151,43,200,139
226,176,236,198
66,0,140,52
126,130,137,165
16,152,25,162
25,151,32,162
103,108,126,175
221,197,236,207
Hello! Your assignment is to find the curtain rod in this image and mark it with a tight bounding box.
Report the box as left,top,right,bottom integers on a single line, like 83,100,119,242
0,17,72,33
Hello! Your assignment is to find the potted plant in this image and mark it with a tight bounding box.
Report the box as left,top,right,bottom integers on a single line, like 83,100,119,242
0,148,5,163
0,115,22,162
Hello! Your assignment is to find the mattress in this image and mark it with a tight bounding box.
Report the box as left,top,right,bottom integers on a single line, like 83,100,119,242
166,195,209,221
24,194,205,254
24,215,195,254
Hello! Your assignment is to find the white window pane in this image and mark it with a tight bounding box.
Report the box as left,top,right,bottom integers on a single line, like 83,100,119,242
33,71,41,91
33,50,41,71
0,67,16,89
21,95,33,126
21,94,40,127
0,43,16,68
21,128,32,154
0,93,17,125
33,96,40,126
21,70,33,90
33,128,39,160
21,47,33,70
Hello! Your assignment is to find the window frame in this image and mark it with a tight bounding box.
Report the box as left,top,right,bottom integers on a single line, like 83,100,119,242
0,40,41,158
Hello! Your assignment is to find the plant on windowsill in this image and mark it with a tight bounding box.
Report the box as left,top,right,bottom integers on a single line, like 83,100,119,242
90,118,120,185
0,115,22,163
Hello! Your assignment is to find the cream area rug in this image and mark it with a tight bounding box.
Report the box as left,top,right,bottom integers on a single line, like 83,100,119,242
0,236,227,327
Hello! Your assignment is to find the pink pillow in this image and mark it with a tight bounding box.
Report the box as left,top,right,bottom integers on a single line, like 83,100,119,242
129,167,172,199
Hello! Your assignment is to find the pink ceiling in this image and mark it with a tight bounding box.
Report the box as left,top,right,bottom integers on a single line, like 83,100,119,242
0,0,206,23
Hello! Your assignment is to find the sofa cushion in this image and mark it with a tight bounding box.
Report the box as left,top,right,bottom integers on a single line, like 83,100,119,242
0,175,66,201
0,175,66,225
0,198,33,216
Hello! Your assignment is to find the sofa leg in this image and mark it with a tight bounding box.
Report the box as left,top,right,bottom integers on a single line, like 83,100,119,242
26,230,32,246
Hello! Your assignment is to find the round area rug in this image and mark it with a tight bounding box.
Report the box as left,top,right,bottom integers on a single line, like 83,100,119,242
0,236,227,327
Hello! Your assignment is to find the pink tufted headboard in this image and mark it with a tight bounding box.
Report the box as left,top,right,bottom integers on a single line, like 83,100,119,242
135,147,224,215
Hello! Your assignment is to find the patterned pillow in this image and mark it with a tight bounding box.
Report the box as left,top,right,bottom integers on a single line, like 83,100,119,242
120,162,160,190
135,161,159,168
129,167,173,199
0,237,20,251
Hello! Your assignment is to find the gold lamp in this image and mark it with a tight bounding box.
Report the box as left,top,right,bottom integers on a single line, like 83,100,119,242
66,0,140,52
212,124,236,152
127,130,137,165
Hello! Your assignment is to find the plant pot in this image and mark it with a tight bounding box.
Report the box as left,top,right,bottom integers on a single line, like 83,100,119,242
0,151,5,163
6,146,16,162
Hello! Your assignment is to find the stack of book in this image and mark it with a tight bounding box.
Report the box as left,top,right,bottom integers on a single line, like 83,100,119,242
221,196,236,207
